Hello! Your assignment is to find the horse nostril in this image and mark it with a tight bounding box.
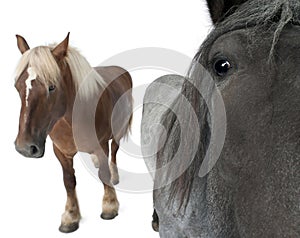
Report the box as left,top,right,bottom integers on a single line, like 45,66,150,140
30,145,39,155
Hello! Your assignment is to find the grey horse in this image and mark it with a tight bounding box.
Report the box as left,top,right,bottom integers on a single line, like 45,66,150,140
141,0,300,237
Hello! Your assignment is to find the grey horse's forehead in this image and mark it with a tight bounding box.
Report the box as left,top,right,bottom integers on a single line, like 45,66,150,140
207,28,255,56
196,0,300,65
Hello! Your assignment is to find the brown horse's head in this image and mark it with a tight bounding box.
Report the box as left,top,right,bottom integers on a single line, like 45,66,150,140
14,34,71,158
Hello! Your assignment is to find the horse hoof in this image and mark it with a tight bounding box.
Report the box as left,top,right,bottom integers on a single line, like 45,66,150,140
59,222,79,233
100,212,118,220
152,221,159,232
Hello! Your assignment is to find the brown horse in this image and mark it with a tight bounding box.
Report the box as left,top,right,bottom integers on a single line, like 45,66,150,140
14,33,133,233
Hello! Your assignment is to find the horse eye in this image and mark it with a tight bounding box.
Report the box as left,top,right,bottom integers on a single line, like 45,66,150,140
49,85,56,92
213,58,232,77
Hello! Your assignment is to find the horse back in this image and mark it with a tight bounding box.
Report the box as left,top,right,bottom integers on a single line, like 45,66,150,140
94,66,132,106
94,66,133,142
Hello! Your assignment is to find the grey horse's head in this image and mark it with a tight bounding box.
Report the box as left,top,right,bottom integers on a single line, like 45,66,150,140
148,0,300,237
202,1,300,236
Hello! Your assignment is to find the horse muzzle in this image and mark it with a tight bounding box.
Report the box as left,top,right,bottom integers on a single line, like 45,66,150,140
15,140,45,158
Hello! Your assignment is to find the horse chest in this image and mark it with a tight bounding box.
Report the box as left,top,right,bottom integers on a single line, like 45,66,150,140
49,118,77,157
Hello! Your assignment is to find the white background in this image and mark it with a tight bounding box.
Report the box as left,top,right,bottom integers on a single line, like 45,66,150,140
0,0,211,237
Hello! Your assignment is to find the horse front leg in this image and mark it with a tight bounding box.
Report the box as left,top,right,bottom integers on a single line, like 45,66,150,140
53,144,80,233
96,141,119,220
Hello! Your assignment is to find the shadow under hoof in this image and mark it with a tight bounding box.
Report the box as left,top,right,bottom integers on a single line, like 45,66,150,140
152,221,159,232
59,222,79,233
100,212,118,220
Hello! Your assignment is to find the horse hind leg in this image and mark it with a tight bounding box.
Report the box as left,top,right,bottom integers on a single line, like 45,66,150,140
97,141,119,220
91,139,120,186
110,139,120,185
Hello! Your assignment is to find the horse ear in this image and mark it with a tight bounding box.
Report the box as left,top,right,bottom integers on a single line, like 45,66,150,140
52,32,70,61
206,0,248,24
16,35,30,54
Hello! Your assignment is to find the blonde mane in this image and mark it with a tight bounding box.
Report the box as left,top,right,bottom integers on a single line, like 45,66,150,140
15,45,107,99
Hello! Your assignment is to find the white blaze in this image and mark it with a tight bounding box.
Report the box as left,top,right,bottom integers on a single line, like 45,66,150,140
25,67,36,107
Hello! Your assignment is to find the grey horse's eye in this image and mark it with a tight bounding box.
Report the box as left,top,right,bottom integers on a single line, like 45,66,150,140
213,58,232,77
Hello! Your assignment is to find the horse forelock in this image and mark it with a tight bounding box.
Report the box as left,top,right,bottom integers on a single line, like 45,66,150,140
14,45,107,99
15,46,61,87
